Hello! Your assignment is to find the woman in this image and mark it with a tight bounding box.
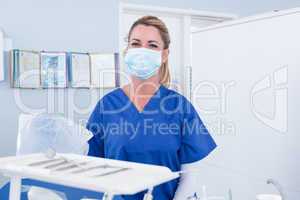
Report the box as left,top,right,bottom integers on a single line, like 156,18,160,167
87,16,217,200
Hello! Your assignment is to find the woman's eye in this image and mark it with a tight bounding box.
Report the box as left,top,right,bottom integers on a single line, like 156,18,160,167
131,43,140,47
149,44,158,48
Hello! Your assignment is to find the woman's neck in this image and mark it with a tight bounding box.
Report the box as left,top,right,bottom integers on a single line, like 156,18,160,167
129,75,161,97
121,76,161,111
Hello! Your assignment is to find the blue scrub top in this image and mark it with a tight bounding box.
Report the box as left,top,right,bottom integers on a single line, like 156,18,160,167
86,85,217,200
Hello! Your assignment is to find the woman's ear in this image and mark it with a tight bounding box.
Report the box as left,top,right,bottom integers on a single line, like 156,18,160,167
162,49,169,64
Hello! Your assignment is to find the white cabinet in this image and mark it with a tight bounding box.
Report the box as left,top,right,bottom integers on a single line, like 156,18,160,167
191,8,300,200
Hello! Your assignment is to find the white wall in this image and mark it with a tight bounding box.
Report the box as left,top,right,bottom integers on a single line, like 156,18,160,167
0,31,3,81
0,0,119,52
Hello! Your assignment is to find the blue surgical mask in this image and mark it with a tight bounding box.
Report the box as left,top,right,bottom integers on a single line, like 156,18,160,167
124,47,162,80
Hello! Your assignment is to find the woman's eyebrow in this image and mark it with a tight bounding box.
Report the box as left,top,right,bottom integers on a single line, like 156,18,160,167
131,38,141,42
148,40,159,44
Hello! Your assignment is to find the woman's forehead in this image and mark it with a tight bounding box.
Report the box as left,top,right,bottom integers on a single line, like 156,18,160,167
130,25,162,42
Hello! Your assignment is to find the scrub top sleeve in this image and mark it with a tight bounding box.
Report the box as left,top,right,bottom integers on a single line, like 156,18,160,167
179,101,217,164
86,101,105,157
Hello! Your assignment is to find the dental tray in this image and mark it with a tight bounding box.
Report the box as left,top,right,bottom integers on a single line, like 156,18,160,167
0,153,179,200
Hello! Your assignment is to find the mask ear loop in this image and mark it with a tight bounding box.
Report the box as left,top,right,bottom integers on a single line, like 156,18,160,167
123,35,130,57
123,47,128,57
143,187,153,200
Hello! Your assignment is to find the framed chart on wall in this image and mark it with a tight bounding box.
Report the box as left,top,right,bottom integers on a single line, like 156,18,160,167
11,50,40,88
40,52,67,88
89,53,118,88
69,52,91,88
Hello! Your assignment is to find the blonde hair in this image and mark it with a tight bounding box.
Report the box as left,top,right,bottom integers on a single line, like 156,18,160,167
126,15,171,87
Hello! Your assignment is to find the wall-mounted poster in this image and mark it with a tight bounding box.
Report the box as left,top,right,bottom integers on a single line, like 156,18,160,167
90,53,118,88
40,52,67,88
17,50,40,88
69,52,91,88
11,50,40,88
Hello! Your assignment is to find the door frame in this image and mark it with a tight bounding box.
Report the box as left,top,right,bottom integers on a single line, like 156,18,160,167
118,2,237,98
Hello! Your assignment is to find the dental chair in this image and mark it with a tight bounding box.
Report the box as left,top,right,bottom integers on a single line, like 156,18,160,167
0,113,121,200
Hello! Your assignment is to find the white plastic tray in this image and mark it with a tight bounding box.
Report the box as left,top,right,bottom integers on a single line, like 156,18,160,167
0,153,179,200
